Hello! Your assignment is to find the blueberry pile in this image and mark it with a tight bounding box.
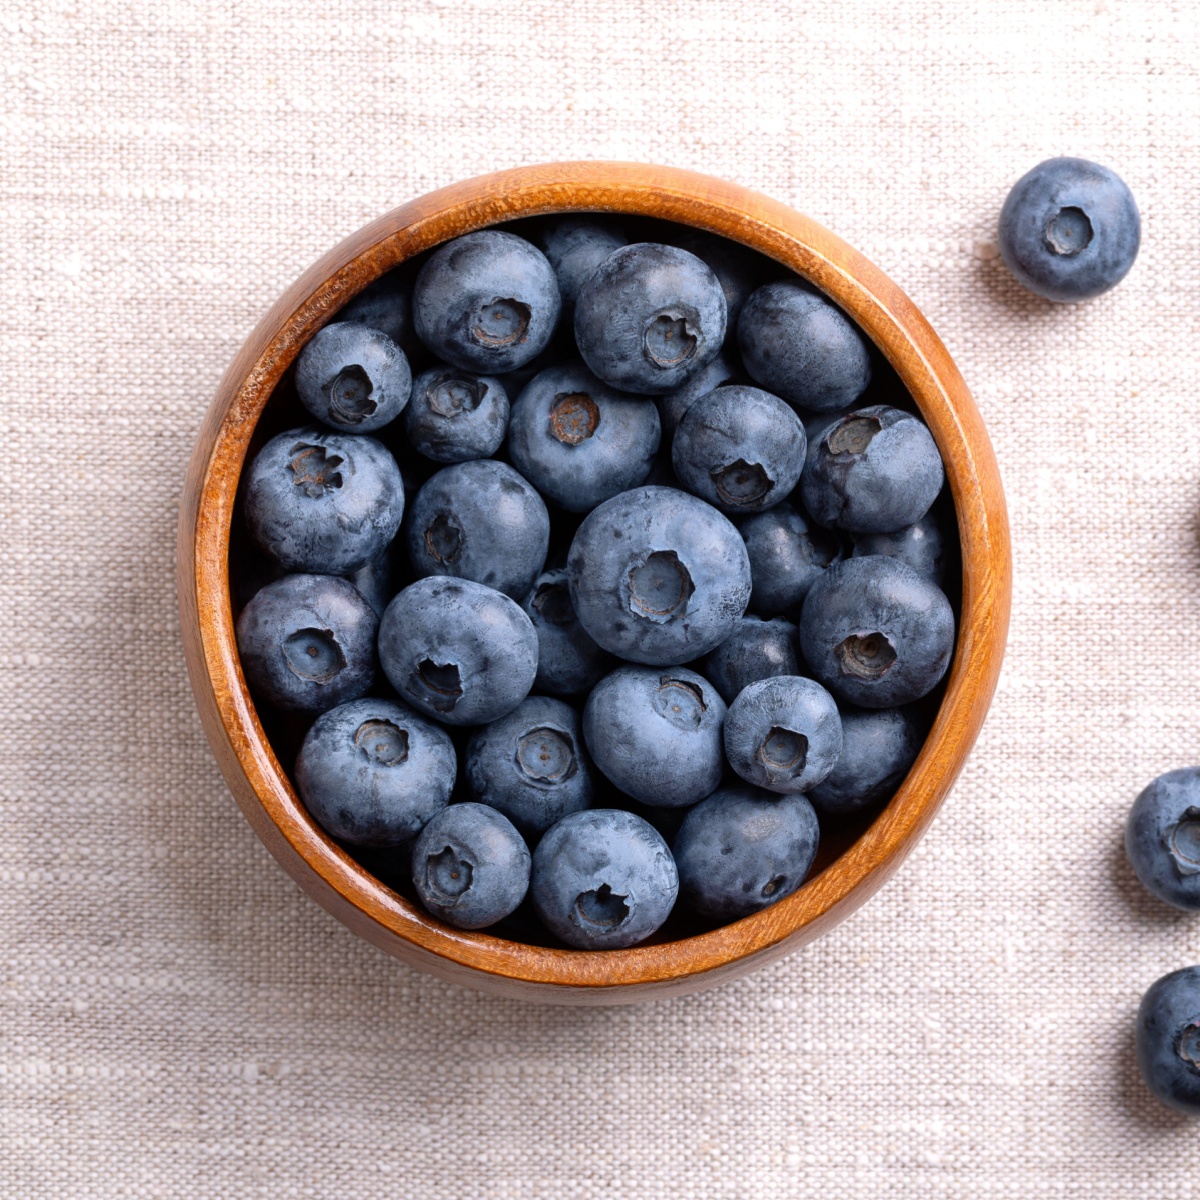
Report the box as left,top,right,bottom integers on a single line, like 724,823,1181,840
233,215,957,951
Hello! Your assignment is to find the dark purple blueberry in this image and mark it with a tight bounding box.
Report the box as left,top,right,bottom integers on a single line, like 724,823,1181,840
403,366,509,463
1126,769,1200,911
701,616,799,705
852,511,948,586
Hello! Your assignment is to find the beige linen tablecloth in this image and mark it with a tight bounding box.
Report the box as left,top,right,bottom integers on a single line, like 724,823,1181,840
3,1,1197,1195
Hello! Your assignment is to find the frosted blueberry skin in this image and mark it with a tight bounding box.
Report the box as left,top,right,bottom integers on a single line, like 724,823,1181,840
998,156,1140,303
377,577,538,726
583,665,726,808
1136,966,1200,1115
808,705,923,815
740,503,844,617
672,385,806,515
466,695,596,837
534,216,626,312
672,228,766,330
701,616,799,705
520,566,613,698
411,804,531,930
295,322,412,433
507,361,661,513
403,366,509,464
344,542,405,618
531,809,678,949
236,574,378,713
567,485,752,666
295,698,455,846
574,243,727,395
738,280,871,413
801,405,944,533
673,785,820,922
338,265,421,359
657,348,741,440
724,676,842,794
798,556,955,709
1126,769,1200,911
244,426,405,574
852,511,948,586
405,459,550,599
413,230,561,373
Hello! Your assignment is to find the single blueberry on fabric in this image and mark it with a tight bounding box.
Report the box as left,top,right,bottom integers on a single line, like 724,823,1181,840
673,785,820,921
740,503,844,617
801,405,944,533
738,280,871,412
403,365,509,463
799,556,955,708
530,809,678,949
520,566,612,697
998,156,1140,302
567,485,752,665
295,321,412,433
235,574,378,712
507,361,662,512
701,616,799,705
574,243,727,395
808,705,923,814
852,511,949,586
411,804,531,930
377,577,538,726
295,698,455,846
413,230,561,372
1136,966,1200,1115
657,348,741,439
583,664,726,808
1125,769,1200,911
535,216,627,313
338,265,421,358
243,425,404,574
405,459,550,599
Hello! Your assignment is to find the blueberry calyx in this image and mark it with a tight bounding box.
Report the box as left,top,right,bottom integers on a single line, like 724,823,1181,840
549,391,600,445
835,631,897,680
1168,808,1200,877
288,443,344,498
1044,206,1093,257
472,297,530,348
428,376,485,417
758,726,808,771
424,511,464,565
760,874,787,898
826,416,881,457
516,726,577,784
353,718,409,767
575,883,630,928
282,627,346,683
410,658,464,713
643,311,697,368
425,845,474,901
712,459,772,507
653,676,707,730
532,580,574,626
627,550,694,622
326,364,376,424
1178,1020,1200,1070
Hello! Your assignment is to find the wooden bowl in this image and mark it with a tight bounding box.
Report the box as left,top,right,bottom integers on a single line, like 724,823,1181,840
178,162,1011,1005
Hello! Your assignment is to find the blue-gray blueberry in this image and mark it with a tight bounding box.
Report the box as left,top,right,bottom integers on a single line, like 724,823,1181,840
1126,768,1200,911
740,503,843,617
295,321,412,433
520,566,612,697
535,216,626,313
808,705,923,814
403,365,509,463
1136,966,1200,1115
701,616,799,705
853,511,948,586
657,348,741,440
672,228,765,329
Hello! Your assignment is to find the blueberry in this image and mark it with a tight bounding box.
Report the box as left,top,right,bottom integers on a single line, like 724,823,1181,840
657,348,741,440
507,361,661,512
405,459,549,598
808,705,923,815
403,365,509,463
740,503,843,617
534,216,626,312
702,616,799,705
1125,769,1200,911
236,574,378,712
574,243,727,395
672,785,819,921
295,698,455,845
1136,966,1200,1115
672,385,806,515
801,406,944,533
411,803,531,930
723,676,842,794
338,265,420,358
531,809,678,949
344,542,404,618
466,695,595,836
798,556,955,708
998,157,1140,303
413,230,561,372
567,485,752,665
244,426,404,574
738,280,871,413
520,566,612,697
672,228,765,329
852,511,949,586
583,665,726,808
377,577,537,726
295,321,412,433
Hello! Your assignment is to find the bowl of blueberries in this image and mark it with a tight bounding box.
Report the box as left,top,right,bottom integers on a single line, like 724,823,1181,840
178,162,1011,1003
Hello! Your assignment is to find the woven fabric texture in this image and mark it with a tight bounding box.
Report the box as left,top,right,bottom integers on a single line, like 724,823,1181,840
3,1,1198,1195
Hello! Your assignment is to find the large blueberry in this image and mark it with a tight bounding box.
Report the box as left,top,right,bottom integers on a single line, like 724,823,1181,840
701,616,799,705
405,459,549,598
658,348,741,440
338,265,420,359
243,426,404,574
672,228,766,330
534,216,626,312
236,574,377,712
740,503,843,617
377,577,537,726
1126,769,1200,911
575,243,727,395
998,157,1140,302
411,803,531,930
738,280,871,413
852,511,949,586
808,705,923,814
672,385,806,515
673,785,820,921
531,809,678,949
413,230,561,372
295,322,412,433
801,406,944,533
798,556,955,708
567,485,752,665
583,665,726,808
520,566,612,697
1136,966,1200,1115
403,365,509,463
295,698,455,845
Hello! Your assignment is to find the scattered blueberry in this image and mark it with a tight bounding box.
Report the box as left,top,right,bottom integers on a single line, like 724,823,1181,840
1126,769,1200,911
701,616,799,705
808,705,923,814
338,265,420,358
520,566,613,697
295,321,412,433
535,216,626,313
852,511,949,586
403,365,509,463
657,347,741,440
740,502,843,617
1136,966,1200,1115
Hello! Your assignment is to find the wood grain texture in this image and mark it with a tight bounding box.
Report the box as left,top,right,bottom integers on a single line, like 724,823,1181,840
177,162,1012,1005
